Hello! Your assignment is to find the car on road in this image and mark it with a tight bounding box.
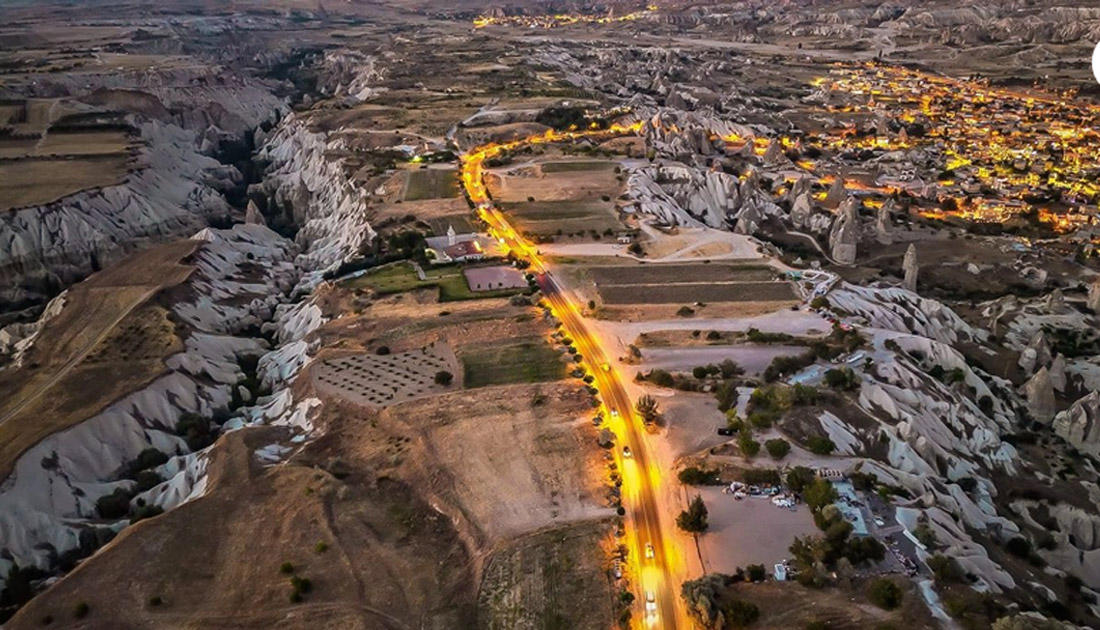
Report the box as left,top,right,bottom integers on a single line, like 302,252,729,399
601,363,611,372
645,542,655,559
645,591,657,617
717,427,735,436
610,409,619,418
622,446,632,458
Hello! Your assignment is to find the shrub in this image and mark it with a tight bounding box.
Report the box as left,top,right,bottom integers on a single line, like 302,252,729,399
725,599,760,628
434,370,454,386
676,306,695,317
693,366,710,379
913,523,937,548
867,578,903,610
130,504,163,523
676,495,709,533
148,595,163,607
824,367,860,390
134,470,163,492
803,478,838,512
715,381,739,413
741,468,782,486
678,467,719,486
176,412,213,451
375,345,391,355
745,563,766,582
73,602,90,619
1005,536,1032,558
315,541,330,553
738,432,761,458
279,562,295,574
765,438,791,459
806,436,836,455
290,576,312,594
928,554,966,583
96,488,132,519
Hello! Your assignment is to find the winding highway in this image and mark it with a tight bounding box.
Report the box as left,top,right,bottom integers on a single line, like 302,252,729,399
462,131,687,628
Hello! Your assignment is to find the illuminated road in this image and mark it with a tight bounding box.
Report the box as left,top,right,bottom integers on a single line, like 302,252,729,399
461,128,687,629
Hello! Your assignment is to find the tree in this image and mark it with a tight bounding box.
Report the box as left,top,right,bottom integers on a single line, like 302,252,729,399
677,495,709,533
434,370,454,386
745,563,766,582
765,438,791,459
681,574,726,629
679,466,719,485
715,381,738,412
867,578,903,610
803,477,838,512
718,359,743,379
785,466,816,493
636,395,660,424
928,554,966,584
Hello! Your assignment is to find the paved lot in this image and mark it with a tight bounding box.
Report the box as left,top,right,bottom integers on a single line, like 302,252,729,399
695,487,818,573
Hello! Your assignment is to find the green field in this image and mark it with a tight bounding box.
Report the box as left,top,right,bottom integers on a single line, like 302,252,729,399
343,262,522,302
461,338,567,388
540,160,618,173
405,168,460,201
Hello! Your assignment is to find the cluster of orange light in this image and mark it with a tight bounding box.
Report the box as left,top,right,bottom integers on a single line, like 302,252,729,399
472,6,655,29
812,62,1100,232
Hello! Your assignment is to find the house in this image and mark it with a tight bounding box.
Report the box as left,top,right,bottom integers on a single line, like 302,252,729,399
425,224,493,264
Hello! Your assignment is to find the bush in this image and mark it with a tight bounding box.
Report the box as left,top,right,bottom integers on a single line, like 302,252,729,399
279,562,295,574
1005,536,1032,558
928,554,966,584
738,432,761,458
803,478,838,512
824,367,860,390
678,466,719,486
315,541,330,553
745,563,766,582
130,504,163,523
134,470,163,492
289,576,312,594
434,370,454,386
148,595,163,607
676,306,695,317
676,495,709,533
765,438,791,459
741,468,782,486
73,602,90,619
96,488,132,519
806,436,836,455
375,345,391,355
176,412,214,451
725,599,760,628
867,578,903,610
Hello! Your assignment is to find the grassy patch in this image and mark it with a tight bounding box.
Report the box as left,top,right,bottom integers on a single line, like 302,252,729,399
427,214,477,236
404,168,460,201
461,339,567,388
344,262,522,302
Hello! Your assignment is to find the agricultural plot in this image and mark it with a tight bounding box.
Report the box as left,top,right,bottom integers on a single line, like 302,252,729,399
501,201,624,237
478,521,616,630
404,168,460,201
312,343,459,409
428,214,478,236
588,263,796,305
460,338,567,388
589,264,776,285
0,154,131,211
599,282,796,305
540,160,618,173
0,240,197,480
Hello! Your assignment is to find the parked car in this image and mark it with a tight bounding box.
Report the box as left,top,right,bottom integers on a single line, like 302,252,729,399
717,427,735,436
